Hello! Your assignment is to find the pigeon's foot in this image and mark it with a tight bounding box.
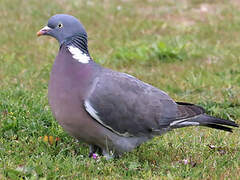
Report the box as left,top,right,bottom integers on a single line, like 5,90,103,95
89,145,119,160
102,149,120,160
88,145,102,158
102,151,114,160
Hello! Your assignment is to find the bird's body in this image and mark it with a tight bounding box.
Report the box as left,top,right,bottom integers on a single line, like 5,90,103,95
37,14,238,158
48,43,170,156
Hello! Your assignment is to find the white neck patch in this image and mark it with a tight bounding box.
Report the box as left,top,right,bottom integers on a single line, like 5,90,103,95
67,46,90,64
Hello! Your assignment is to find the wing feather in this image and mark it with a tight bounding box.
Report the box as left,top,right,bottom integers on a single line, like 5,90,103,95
84,69,178,136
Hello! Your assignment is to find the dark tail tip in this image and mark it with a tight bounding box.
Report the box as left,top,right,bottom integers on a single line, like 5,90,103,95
196,114,238,132
204,124,233,132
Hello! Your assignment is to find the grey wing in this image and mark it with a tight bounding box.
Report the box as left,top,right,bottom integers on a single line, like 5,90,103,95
84,69,179,137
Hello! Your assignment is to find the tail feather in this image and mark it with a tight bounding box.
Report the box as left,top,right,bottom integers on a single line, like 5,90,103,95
192,114,238,132
171,114,238,132
195,114,238,127
172,102,239,132
204,124,233,132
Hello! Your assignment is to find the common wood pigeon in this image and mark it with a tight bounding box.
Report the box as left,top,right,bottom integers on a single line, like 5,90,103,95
37,14,238,159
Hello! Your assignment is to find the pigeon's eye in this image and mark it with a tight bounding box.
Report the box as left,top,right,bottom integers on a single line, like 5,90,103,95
58,23,63,28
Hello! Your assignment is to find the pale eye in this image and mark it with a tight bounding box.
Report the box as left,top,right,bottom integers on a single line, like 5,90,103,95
58,23,63,28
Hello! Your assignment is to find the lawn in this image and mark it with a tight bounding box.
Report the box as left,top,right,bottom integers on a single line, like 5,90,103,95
0,0,240,179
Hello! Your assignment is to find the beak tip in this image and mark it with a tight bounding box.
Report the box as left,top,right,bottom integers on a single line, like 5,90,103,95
36,26,51,37
36,31,42,36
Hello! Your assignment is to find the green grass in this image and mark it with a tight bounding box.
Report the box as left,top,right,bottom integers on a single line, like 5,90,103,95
0,0,240,179
112,39,188,66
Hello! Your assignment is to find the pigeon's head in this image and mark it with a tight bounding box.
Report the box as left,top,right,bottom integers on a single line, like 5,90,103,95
37,14,87,44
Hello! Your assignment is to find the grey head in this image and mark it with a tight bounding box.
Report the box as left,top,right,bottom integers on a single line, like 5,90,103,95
37,14,87,45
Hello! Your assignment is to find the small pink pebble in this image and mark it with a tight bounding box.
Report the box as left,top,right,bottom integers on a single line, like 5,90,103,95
183,159,188,165
92,153,98,159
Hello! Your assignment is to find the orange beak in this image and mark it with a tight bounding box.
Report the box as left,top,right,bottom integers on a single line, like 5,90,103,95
37,26,52,36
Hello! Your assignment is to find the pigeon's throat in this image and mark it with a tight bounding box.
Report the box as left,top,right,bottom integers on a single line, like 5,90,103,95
63,34,89,55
